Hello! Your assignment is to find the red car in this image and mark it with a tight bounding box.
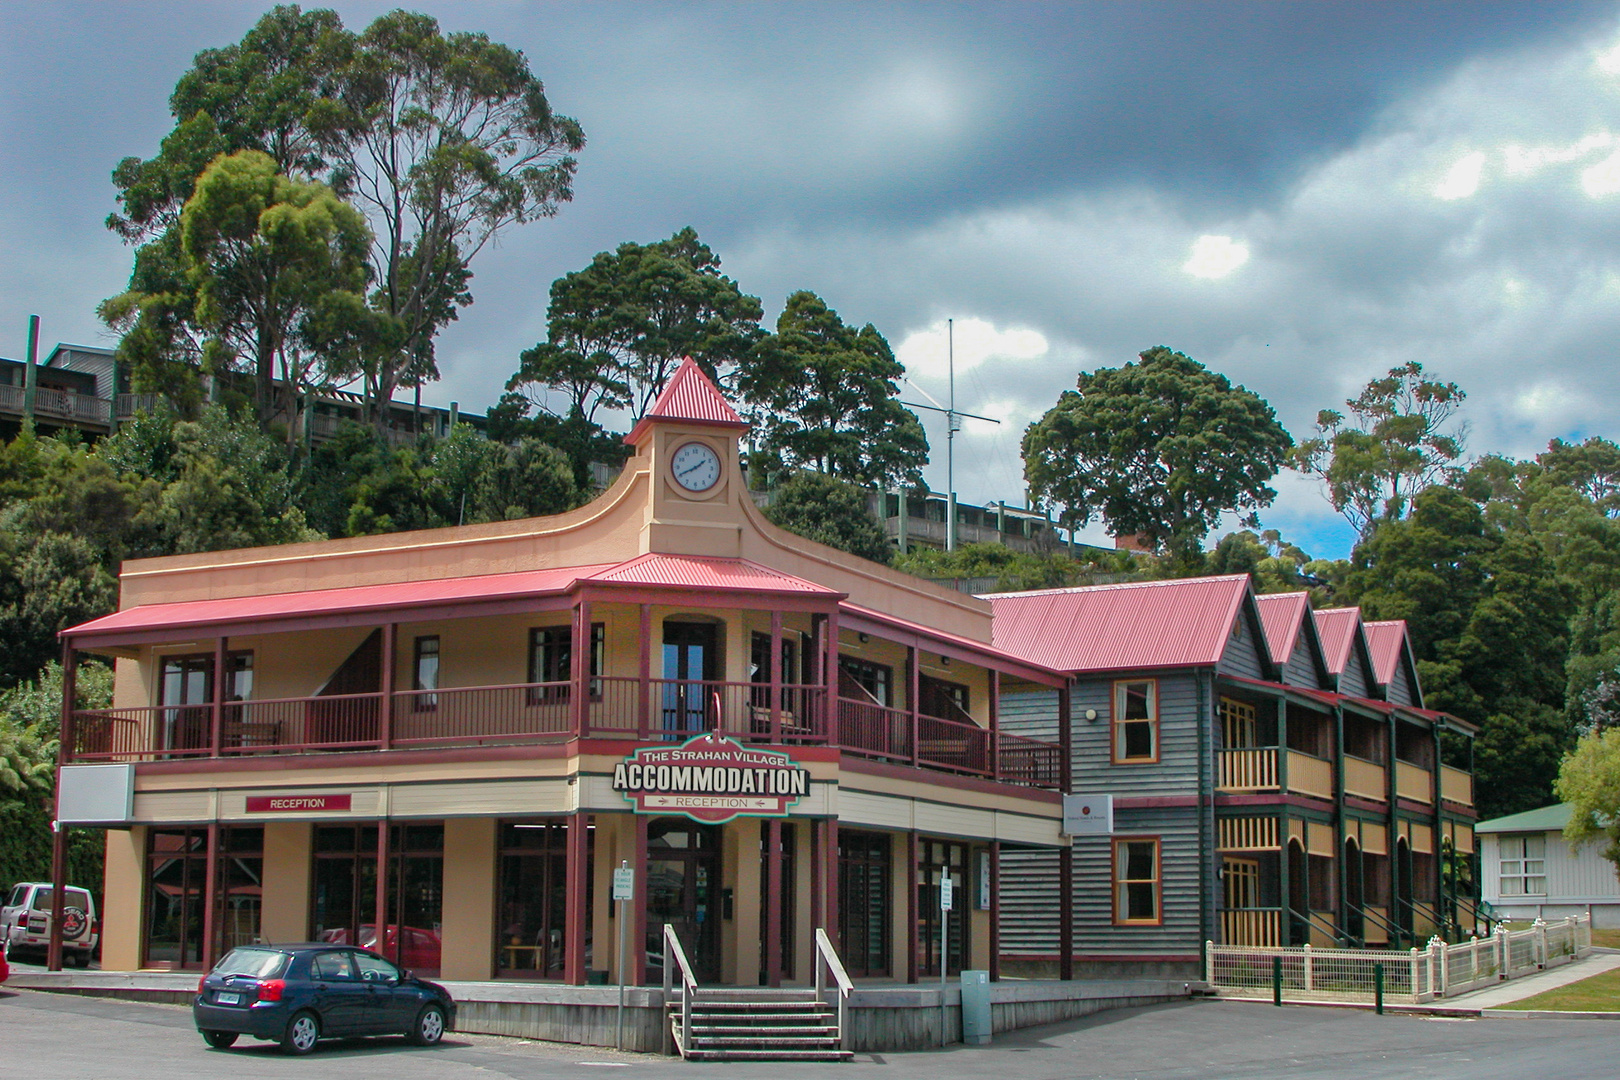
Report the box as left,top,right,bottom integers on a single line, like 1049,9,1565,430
315,925,440,972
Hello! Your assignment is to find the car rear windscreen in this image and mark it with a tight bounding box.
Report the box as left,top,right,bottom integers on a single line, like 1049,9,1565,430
213,948,288,979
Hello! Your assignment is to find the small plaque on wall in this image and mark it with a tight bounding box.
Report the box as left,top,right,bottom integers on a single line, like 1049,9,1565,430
1062,793,1113,836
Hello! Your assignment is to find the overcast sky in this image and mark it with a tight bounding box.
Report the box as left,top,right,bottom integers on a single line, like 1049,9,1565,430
4,1,1620,558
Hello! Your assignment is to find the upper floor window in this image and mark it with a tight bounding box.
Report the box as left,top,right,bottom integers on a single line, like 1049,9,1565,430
840,657,893,708
1499,835,1547,896
750,632,799,686
528,623,604,703
412,636,439,711
919,674,971,720
1220,697,1258,749
1112,679,1158,763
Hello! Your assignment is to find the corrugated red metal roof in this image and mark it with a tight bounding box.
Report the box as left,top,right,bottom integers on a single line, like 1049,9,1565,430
1362,620,1409,687
625,357,746,444
1254,592,1310,664
586,553,839,595
839,602,1067,684
1313,607,1364,676
986,575,1251,674
65,563,614,640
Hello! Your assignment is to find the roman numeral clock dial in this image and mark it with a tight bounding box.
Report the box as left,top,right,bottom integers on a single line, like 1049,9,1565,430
670,441,721,493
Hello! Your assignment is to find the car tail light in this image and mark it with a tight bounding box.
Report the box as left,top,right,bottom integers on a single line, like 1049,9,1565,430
197,976,208,994
258,979,285,1002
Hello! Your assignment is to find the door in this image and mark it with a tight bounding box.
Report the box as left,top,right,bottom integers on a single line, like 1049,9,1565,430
308,950,370,1035
160,656,212,753
662,622,718,734
354,950,413,1032
645,819,721,983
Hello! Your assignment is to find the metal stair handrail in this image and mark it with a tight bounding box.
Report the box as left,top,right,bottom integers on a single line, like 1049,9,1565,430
813,927,853,1052
662,923,699,1055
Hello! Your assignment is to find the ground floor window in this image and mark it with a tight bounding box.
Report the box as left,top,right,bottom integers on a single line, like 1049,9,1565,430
757,823,797,982
1113,837,1161,925
218,826,264,952
648,818,719,983
839,831,891,978
917,838,968,977
1499,835,1546,896
497,819,569,978
144,828,207,967
311,823,444,975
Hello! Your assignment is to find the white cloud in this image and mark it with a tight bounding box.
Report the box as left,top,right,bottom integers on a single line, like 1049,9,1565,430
895,317,1049,380
1582,149,1620,197
1502,131,1612,176
1435,150,1486,200
1182,234,1251,279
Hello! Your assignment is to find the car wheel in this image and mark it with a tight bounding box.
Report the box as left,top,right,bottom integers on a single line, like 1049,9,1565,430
280,1010,320,1055
202,1030,239,1049
408,1003,446,1046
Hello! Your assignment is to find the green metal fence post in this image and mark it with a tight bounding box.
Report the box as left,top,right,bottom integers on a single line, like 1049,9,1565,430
1374,962,1385,1015
1272,956,1282,1006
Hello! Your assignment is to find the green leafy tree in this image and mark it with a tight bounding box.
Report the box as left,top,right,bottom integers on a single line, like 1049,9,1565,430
736,291,928,490
762,471,893,565
1293,361,1466,540
1538,436,1620,518
504,228,763,426
1344,486,1572,818
1022,346,1293,571
1203,529,1345,605
1556,728,1620,873
181,149,372,431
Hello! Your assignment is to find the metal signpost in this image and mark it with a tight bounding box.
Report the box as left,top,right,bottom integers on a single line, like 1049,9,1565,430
939,874,954,1046
613,862,634,1049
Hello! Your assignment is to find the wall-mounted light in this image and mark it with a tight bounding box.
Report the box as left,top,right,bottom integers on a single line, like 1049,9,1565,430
858,632,869,644
1085,709,1099,723
940,655,951,668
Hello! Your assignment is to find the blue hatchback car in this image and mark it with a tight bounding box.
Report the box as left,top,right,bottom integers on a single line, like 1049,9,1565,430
193,944,456,1054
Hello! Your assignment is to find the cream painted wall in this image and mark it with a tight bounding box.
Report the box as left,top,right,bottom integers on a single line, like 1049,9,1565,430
725,819,761,985
261,822,311,942
889,829,911,980
591,814,613,979
101,827,144,971
440,818,496,981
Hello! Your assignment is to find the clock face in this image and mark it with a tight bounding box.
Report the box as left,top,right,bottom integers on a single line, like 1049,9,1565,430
670,441,722,492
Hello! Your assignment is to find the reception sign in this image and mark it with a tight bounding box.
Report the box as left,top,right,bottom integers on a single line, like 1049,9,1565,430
612,733,809,824
246,793,353,813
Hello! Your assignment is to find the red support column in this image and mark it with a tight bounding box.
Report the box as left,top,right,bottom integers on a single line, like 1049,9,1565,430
201,822,220,971
379,624,396,750
60,640,77,764
210,637,227,757
824,610,840,741
988,671,1000,781
565,813,590,984
375,820,391,964
907,646,920,766
906,831,919,983
988,840,1001,982
824,818,839,951
638,604,652,739
769,611,783,742
572,601,591,736
810,819,824,931
1059,845,1074,981
631,814,649,986
765,818,783,986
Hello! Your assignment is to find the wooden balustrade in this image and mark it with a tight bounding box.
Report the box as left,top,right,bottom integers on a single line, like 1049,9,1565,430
1395,760,1434,804
1217,747,1278,791
1286,751,1334,799
1343,755,1386,801
68,678,1061,787
1221,908,1282,947
1440,765,1473,807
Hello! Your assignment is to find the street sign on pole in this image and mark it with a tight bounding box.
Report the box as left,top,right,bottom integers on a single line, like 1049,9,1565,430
615,861,634,1049
613,866,634,901
939,875,953,1045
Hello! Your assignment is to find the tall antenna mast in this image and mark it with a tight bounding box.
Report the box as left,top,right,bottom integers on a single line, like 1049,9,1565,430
901,317,998,553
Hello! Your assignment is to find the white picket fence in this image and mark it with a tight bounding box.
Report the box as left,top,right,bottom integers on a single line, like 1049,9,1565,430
1205,914,1592,1005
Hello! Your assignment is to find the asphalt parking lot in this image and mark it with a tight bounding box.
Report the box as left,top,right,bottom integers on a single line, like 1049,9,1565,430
4,985,1620,1080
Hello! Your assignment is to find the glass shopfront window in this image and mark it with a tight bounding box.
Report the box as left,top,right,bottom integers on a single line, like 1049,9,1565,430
310,823,443,975
144,828,207,967
496,820,570,978
917,839,968,977
838,831,891,978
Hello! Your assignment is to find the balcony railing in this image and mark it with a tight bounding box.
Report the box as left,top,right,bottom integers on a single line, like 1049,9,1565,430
1343,755,1387,801
0,383,113,426
1286,751,1334,799
69,679,1063,789
1440,764,1473,807
1395,760,1434,804
1217,748,1277,791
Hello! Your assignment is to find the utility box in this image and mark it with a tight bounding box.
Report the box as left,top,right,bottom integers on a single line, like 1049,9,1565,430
960,970,991,1045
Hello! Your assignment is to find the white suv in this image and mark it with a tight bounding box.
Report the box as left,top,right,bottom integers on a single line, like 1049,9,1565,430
1,883,98,967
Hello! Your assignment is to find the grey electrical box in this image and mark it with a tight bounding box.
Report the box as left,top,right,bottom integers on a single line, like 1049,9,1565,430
960,970,991,1045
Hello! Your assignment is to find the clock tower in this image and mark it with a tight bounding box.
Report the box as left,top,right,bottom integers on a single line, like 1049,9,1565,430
624,357,751,557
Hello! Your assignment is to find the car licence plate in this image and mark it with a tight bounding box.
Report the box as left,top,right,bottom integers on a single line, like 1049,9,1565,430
216,992,242,1005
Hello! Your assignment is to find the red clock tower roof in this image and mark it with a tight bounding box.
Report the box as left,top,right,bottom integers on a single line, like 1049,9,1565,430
625,357,747,444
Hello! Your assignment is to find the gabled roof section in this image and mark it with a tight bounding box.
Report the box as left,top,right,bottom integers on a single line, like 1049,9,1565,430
1475,803,1573,834
1362,621,1405,683
987,575,1253,674
1313,607,1363,676
625,357,747,444
584,553,840,596
1255,592,1311,664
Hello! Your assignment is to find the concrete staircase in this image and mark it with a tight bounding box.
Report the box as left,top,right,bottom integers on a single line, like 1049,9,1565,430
669,988,852,1062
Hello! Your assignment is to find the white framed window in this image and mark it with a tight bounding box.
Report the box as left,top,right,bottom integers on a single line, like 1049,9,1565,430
1498,834,1547,897
1112,680,1158,763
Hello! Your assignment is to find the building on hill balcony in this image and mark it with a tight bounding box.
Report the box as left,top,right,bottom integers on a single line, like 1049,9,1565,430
991,581,1480,979
49,358,1071,988
0,342,468,446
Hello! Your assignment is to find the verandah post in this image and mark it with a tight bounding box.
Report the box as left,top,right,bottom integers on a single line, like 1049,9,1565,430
378,624,395,749
210,637,227,756
638,604,652,739
765,818,783,986
565,812,590,984
769,610,783,742
201,822,220,970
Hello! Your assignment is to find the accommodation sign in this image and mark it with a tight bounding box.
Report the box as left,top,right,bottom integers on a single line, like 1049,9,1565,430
612,733,809,824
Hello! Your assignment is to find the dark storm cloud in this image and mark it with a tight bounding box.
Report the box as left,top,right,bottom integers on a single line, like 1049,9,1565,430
3,1,1620,560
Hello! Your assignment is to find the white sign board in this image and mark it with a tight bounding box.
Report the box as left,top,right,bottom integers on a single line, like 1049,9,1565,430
1062,793,1113,836
939,875,954,911
612,867,635,901
56,764,134,824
